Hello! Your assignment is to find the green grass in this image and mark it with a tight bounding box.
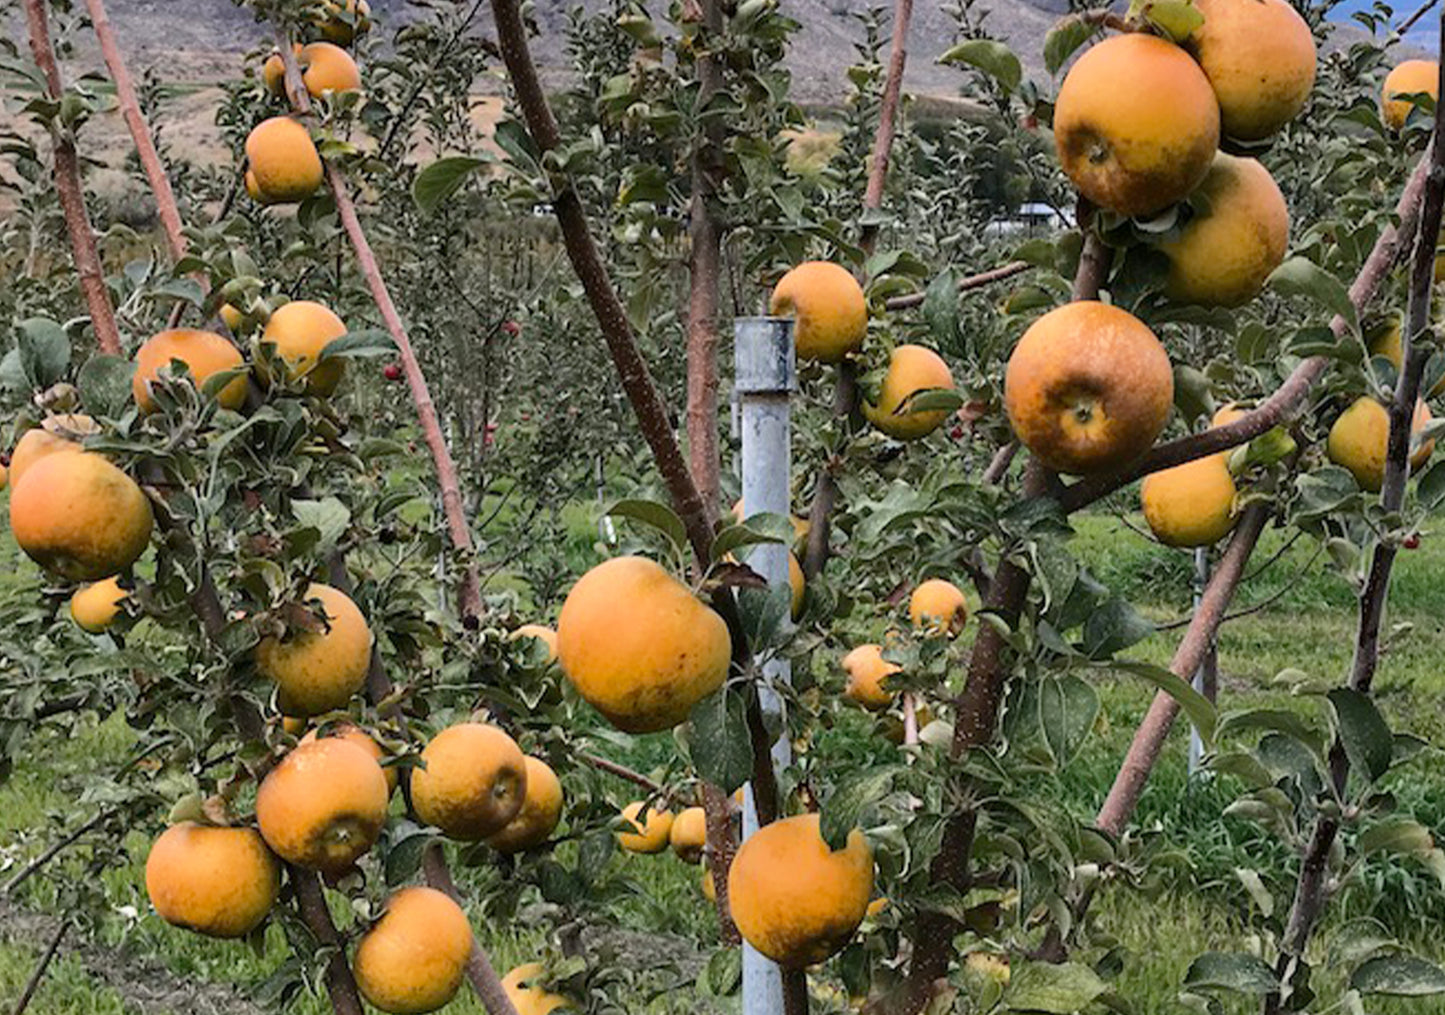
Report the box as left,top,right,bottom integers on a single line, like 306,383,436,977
3,514,1445,1012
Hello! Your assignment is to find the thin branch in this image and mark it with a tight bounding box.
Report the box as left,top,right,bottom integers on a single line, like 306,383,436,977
21,0,122,355
982,440,1017,486
81,0,188,264
1400,0,1439,33
273,33,483,626
10,915,68,1015
859,0,914,254
577,752,663,794
684,0,726,512
1265,52,1445,1014
1153,544,1323,631
421,844,522,1015
881,260,1031,311
2,812,112,898
700,782,741,945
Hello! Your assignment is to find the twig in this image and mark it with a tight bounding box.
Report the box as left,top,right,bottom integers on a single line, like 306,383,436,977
10,915,68,1015
981,440,1017,486
273,33,484,626
2,812,111,898
21,0,122,355
881,260,1031,311
801,364,856,580
1153,543,1323,632
577,752,663,794
1400,0,1439,34
421,843,522,1015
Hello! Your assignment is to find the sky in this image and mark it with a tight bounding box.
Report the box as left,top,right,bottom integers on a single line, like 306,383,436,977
1329,0,1441,48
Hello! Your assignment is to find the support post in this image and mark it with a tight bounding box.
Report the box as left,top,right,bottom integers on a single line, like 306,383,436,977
734,316,795,1015
1187,546,1216,776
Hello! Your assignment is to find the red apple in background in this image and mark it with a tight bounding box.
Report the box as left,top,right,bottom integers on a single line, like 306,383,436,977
1404,533,1421,549
383,363,403,382
501,320,521,337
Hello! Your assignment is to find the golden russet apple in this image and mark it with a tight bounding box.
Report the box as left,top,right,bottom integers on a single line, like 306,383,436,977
1328,397,1434,493
1004,301,1174,475
509,623,559,664
411,723,528,841
245,117,324,204
1186,0,1316,141
862,345,955,440
1053,33,1219,218
728,814,873,968
145,822,279,938
133,329,248,412
255,736,389,871
354,887,473,1015
670,806,707,864
300,723,397,794
842,644,899,711
1160,153,1289,308
265,42,361,98
487,756,564,853
908,578,968,638
1382,60,1440,130
617,801,674,853
70,576,128,633
10,451,154,581
501,963,572,1015
1140,455,1238,548
261,300,348,395
768,261,867,363
9,414,96,490
255,583,372,716
557,556,731,733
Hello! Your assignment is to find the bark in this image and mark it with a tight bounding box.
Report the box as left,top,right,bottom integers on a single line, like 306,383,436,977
801,363,857,580
881,261,1030,311
700,783,741,944
22,0,122,355
859,0,914,254
684,0,725,511
291,868,365,1015
422,844,524,1015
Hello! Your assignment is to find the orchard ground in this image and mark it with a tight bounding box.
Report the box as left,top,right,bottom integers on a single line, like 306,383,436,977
2,511,1442,1015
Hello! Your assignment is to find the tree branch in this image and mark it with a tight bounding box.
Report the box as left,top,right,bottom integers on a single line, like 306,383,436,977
22,0,122,355
273,32,484,627
291,866,365,1015
1264,54,1445,1014
860,0,914,254
882,260,1032,311
10,915,68,1015
422,844,523,1015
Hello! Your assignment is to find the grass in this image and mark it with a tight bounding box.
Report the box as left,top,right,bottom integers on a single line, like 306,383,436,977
3,513,1445,1013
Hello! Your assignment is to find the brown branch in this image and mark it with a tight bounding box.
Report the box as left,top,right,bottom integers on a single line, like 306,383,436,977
981,440,1017,487
1265,56,1445,1014
22,0,122,355
577,752,663,795
684,0,725,511
10,915,68,1015
1400,0,1439,33
1061,145,1436,513
273,33,483,626
700,783,741,944
82,0,188,264
801,363,856,579
1095,500,1273,836
882,260,1031,311
421,843,523,1015
2,812,112,898
488,0,717,564
291,866,365,1015
860,0,914,254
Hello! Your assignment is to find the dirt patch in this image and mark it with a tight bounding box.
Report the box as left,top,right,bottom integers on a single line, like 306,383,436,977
0,901,267,1015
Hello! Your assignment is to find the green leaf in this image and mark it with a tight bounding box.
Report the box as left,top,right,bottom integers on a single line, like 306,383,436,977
1217,708,1324,757
1003,960,1108,1012
1233,868,1275,917
1414,459,1445,511
1351,955,1445,996
1038,673,1099,769
820,765,900,850
607,499,687,558
1267,257,1358,335
1081,597,1154,659
384,830,434,886
293,497,351,551
77,354,136,417
921,267,959,346
1043,15,1097,76
898,387,964,414
704,947,742,996
938,39,1022,93
1135,0,1205,42
687,686,752,794
16,317,71,389
1183,952,1280,994
0,349,26,393
1327,688,1392,783
319,329,397,361
1114,662,1217,744
1294,466,1364,522
1357,818,1435,857
412,156,488,214
711,513,791,563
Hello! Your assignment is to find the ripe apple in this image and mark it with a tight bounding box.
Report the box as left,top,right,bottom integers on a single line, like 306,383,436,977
383,363,403,382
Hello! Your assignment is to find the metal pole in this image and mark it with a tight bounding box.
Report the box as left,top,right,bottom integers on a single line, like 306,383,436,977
734,316,794,1015
1188,546,1217,775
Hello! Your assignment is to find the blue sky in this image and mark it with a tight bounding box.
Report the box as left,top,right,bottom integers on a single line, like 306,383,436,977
1329,0,1440,48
